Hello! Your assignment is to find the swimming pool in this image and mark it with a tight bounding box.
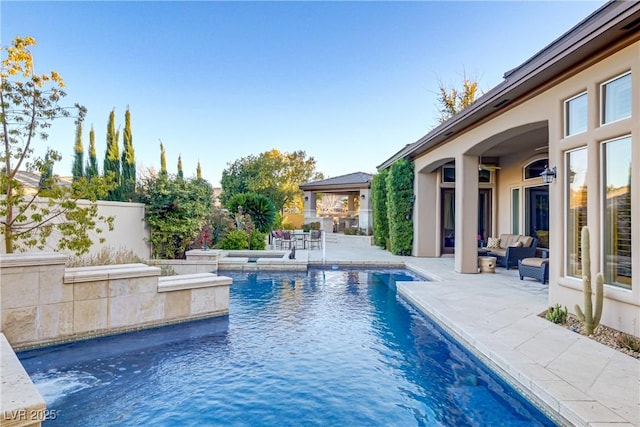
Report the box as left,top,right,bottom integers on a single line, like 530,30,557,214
19,268,555,426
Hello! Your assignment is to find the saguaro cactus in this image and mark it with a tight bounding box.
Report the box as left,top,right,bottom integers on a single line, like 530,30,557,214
574,226,604,335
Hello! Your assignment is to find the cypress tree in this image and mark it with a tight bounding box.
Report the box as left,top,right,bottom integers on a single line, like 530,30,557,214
104,109,121,200
120,107,136,200
85,125,98,179
72,119,84,181
177,154,184,179
160,142,167,176
196,161,202,180
39,151,53,192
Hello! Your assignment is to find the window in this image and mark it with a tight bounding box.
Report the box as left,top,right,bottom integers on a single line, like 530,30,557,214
564,92,587,137
524,158,548,180
601,72,631,125
565,147,588,279
442,166,455,183
441,166,492,183
602,136,632,289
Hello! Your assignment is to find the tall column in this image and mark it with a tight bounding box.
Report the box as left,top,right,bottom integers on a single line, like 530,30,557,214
303,192,316,221
455,153,479,273
413,171,439,257
359,190,372,232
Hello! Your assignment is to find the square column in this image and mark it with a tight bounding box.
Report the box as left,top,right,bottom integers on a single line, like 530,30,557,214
413,171,439,257
455,154,479,273
359,190,372,232
303,192,317,220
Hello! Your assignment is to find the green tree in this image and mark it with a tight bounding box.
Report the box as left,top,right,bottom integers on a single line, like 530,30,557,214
72,117,84,181
371,169,389,248
177,154,183,180
220,149,323,213
196,160,202,180
120,107,135,200
159,141,167,176
386,158,414,255
38,150,54,193
103,109,120,200
137,170,213,259
437,75,479,124
1,36,114,255
85,125,98,178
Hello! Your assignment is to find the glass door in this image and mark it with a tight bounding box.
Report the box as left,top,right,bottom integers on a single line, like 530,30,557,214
525,185,549,248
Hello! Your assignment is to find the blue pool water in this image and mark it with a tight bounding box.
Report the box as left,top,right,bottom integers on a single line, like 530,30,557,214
19,268,555,426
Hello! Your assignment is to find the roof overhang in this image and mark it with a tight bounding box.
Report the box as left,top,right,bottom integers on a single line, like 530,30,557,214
378,1,640,170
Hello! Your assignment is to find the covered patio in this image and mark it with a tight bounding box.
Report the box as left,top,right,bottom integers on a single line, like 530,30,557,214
299,172,373,234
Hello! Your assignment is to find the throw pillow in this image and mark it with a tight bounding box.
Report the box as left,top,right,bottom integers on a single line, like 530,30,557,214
515,241,524,247
486,237,501,249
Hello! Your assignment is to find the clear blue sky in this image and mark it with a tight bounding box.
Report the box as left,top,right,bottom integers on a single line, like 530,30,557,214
2,1,605,187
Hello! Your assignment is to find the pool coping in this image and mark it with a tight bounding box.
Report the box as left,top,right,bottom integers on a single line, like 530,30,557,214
397,269,640,427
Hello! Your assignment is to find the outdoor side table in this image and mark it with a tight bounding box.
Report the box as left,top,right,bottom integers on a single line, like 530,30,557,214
478,256,497,273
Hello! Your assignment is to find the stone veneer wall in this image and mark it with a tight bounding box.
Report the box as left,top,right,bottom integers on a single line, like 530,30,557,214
0,252,231,426
0,252,230,349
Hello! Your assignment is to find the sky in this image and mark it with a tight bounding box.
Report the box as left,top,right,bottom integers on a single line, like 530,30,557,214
2,0,606,187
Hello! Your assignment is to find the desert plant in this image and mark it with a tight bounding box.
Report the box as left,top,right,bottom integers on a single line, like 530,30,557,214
226,192,276,233
616,334,640,353
574,226,604,335
221,229,249,250
545,304,568,324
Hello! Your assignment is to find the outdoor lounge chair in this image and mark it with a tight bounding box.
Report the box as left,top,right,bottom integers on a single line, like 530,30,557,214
483,234,538,270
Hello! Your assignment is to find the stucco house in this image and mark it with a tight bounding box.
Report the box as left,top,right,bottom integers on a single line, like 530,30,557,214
378,1,639,337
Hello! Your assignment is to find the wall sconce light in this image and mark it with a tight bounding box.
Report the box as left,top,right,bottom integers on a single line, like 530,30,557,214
361,194,366,199
304,196,309,201
540,165,556,184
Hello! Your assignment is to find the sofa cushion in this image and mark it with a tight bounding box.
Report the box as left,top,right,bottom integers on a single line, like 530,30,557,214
486,237,501,249
498,234,520,248
518,235,534,247
521,257,549,267
488,248,507,257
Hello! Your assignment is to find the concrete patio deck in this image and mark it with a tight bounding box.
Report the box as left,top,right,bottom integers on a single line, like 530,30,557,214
301,239,640,427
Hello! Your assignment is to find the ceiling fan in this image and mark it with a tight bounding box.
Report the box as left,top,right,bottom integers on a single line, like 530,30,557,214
478,155,501,172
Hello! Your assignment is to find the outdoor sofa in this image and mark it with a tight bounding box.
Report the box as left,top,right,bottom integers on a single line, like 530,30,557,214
482,234,538,270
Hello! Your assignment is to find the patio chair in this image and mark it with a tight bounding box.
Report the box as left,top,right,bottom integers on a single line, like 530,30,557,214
306,230,322,249
281,231,294,249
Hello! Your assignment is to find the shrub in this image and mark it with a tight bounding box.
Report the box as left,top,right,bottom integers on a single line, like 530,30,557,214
137,174,213,259
545,304,568,324
386,159,414,255
249,231,267,250
225,193,276,233
221,229,249,250
372,170,389,248
616,334,640,352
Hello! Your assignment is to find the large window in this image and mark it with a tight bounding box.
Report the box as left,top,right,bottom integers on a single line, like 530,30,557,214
602,136,632,289
565,147,588,278
564,92,588,137
601,72,631,125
